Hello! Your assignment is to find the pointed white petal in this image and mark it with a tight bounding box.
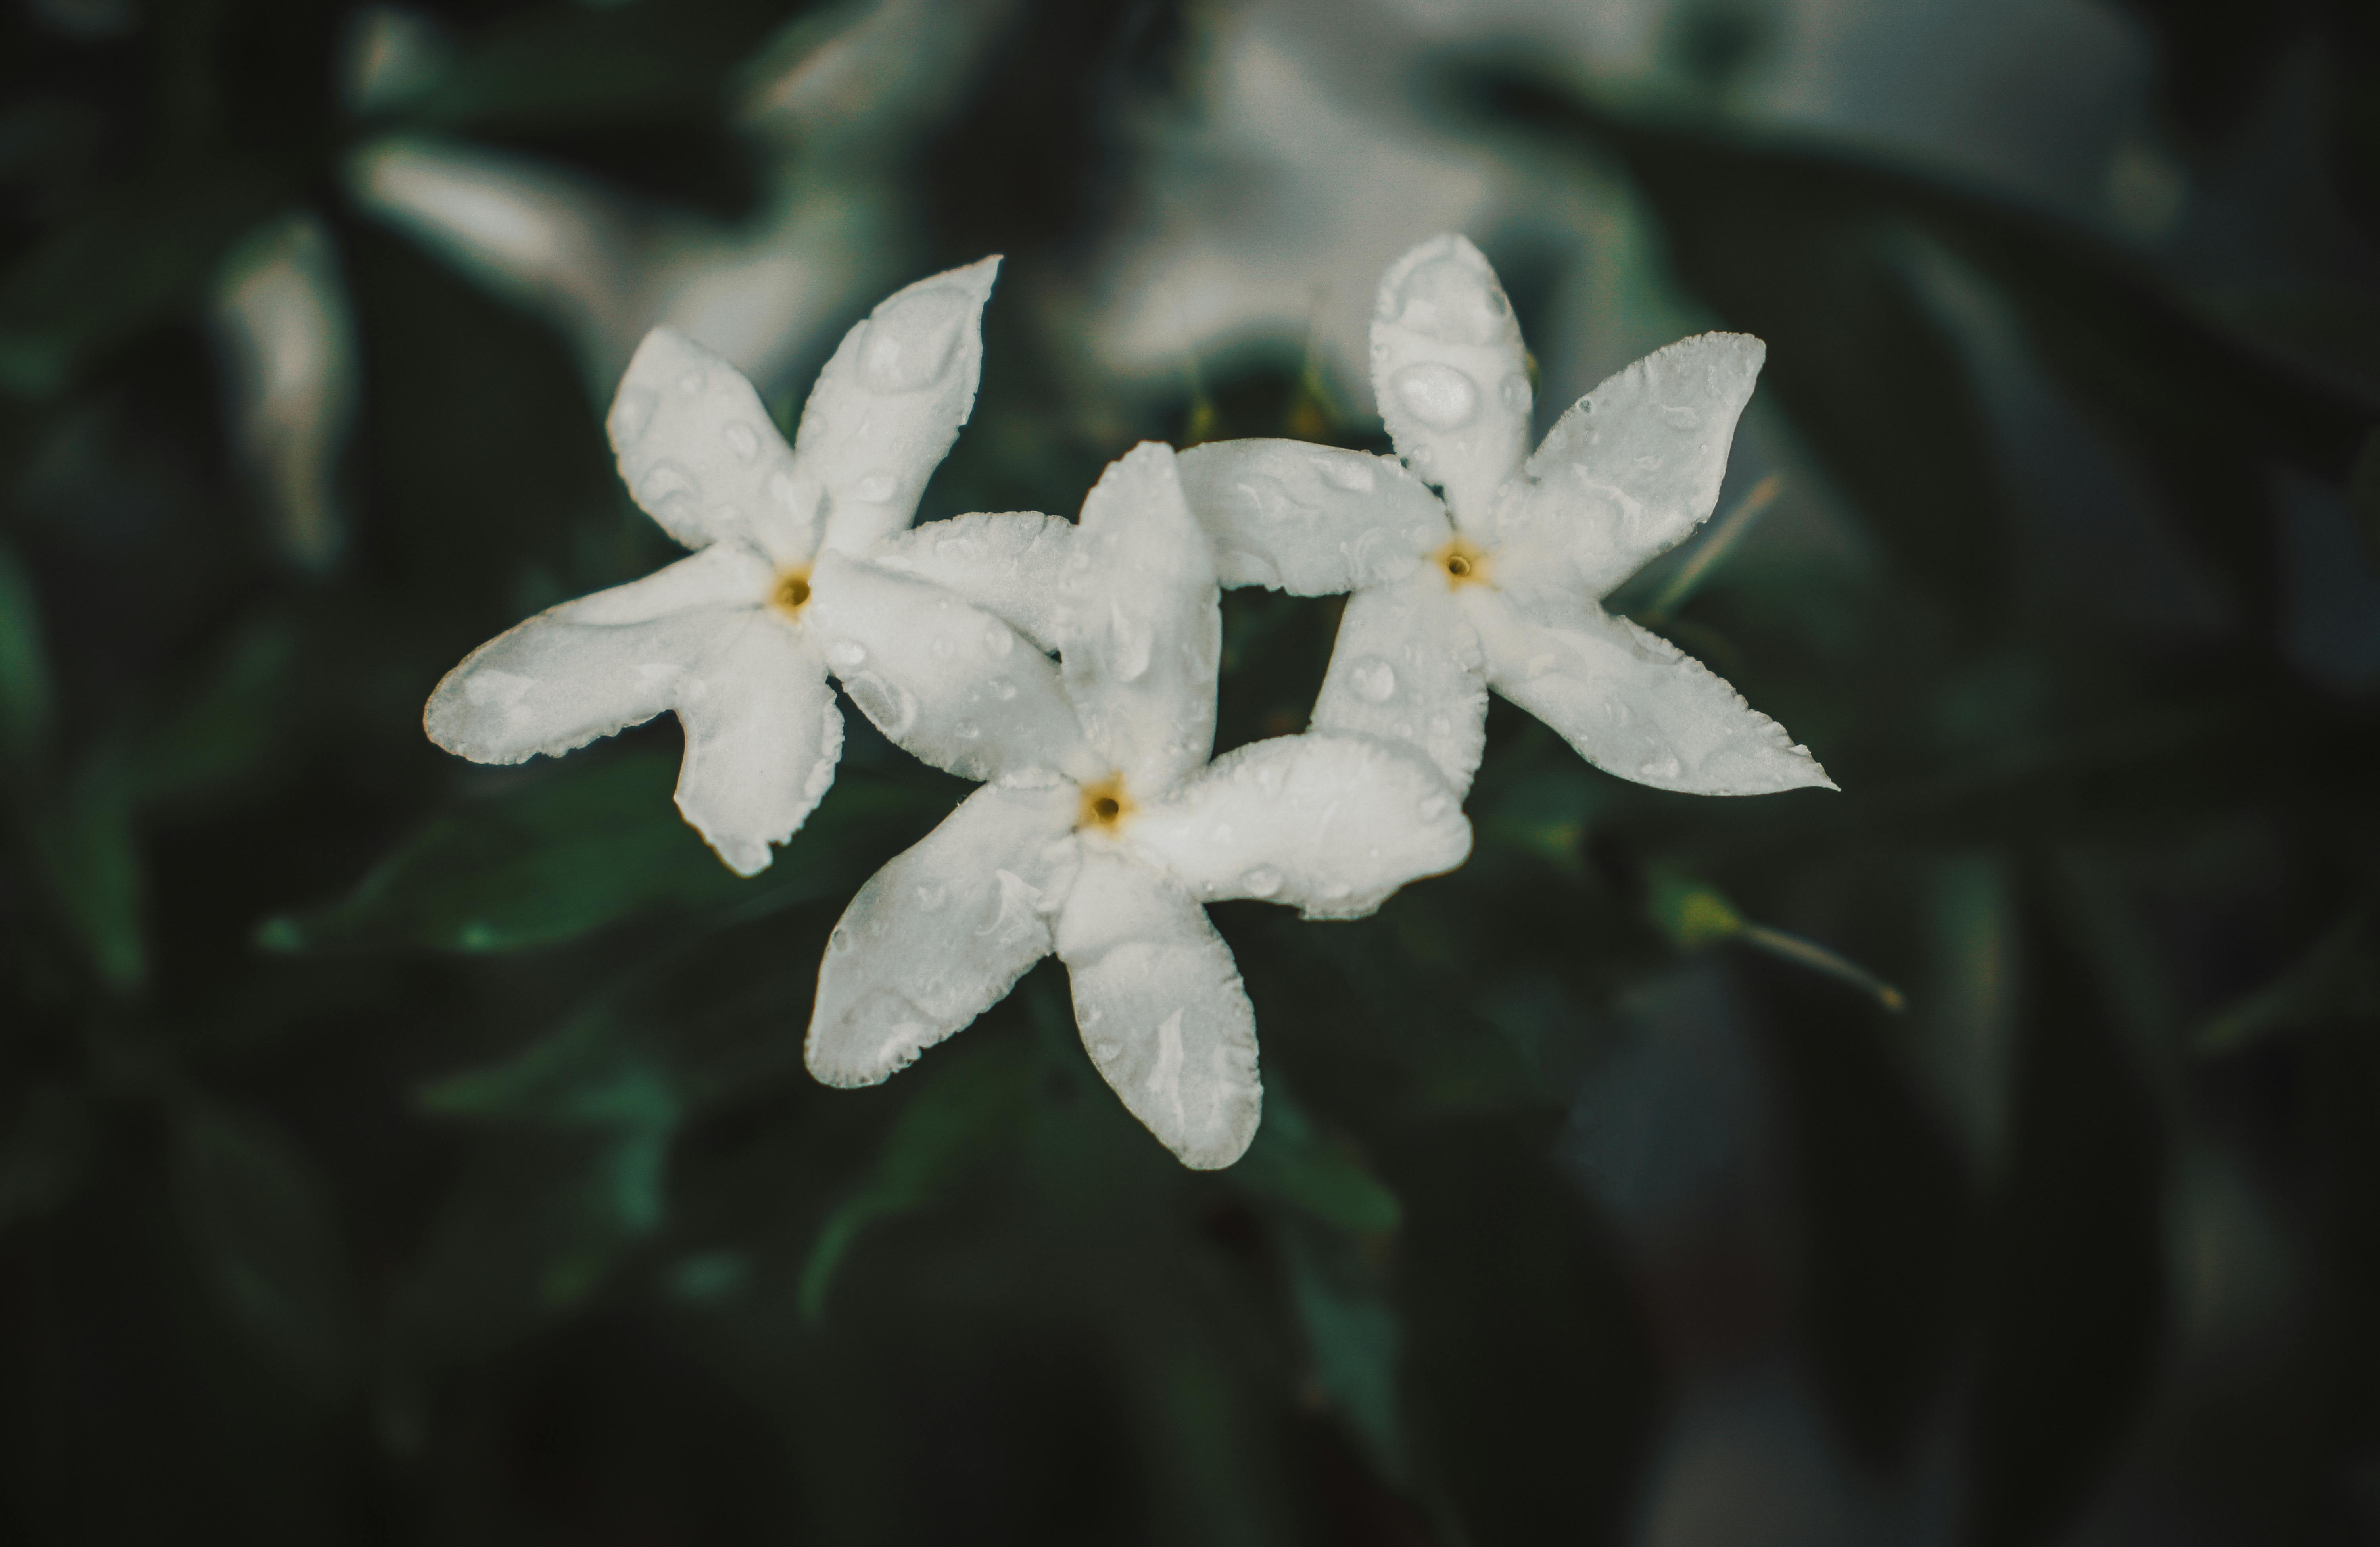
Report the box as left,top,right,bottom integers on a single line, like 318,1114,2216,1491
800,256,1000,555
1370,233,1530,531
1054,444,1221,793
807,551,1097,784
671,615,844,875
1471,589,1834,796
1129,733,1471,920
1495,332,1766,599
1309,567,1490,796
1056,854,1260,1170
866,510,1077,650
608,327,821,562
1175,439,1447,594
423,545,768,764
807,780,1077,1086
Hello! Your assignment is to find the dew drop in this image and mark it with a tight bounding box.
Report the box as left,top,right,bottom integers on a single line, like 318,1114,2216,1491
856,471,897,503
990,677,1018,701
1387,252,1512,345
856,286,967,393
1660,404,1701,430
1317,456,1376,494
608,387,655,442
1394,363,1478,430
1240,866,1283,898
1418,795,1448,820
955,719,981,740
843,672,917,737
1350,659,1397,702
724,422,760,461
827,925,856,955
982,624,1014,659
931,636,956,661
1321,881,1353,901
675,366,706,396
1526,652,1559,680
1499,373,1531,413
825,640,867,670
914,883,948,911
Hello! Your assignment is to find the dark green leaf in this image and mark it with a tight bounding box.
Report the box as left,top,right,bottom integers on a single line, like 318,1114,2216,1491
2352,427,2380,573
798,1037,1032,1324
31,752,144,993
2196,910,2380,1054
260,751,934,954
1275,1219,1407,1482
168,1097,356,1393
1232,1086,1400,1238
130,615,300,811
0,538,52,772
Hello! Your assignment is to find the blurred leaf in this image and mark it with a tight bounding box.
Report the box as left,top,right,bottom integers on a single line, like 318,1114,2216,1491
2353,428,2380,573
0,1083,92,1232
799,1038,1033,1325
130,615,300,810
168,1097,356,1393
1232,1087,1400,1238
1275,1219,1407,1483
0,167,282,397
260,752,933,954
2197,909,2380,1054
31,751,144,993
1646,868,1744,946
1389,1120,1655,1545
0,538,52,771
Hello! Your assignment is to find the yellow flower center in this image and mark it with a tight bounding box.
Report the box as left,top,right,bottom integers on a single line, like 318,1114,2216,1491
1077,774,1134,833
771,567,813,617
1434,537,1491,589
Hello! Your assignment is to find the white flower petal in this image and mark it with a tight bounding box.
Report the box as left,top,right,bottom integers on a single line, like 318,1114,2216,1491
671,615,844,876
1174,438,1446,594
1129,733,1471,920
807,551,1096,784
1471,588,1834,796
1055,854,1260,1170
423,547,764,764
1309,567,1490,796
1370,233,1530,531
1055,443,1220,793
608,326,819,563
807,780,1078,1087
1495,332,1767,599
800,256,1001,556
866,510,1077,650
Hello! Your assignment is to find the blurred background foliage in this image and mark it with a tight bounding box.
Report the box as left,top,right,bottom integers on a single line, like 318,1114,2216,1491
1,0,2377,1541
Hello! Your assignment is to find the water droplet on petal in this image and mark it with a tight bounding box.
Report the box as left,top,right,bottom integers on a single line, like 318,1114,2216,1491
1321,881,1353,901
982,624,1014,658
1394,363,1478,430
955,719,980,740
826,640,867,670
1499,373,1530,413
1526,652,1559,680
1386,252,1512,345
843,672,917,737
724,422,759,461
1240,866,1283,898
914,883,948,911
1350,659,1397,702
1418,795,1448,820
1660,404,1701,430
990,677,1017,701
827,925,856,955
856,471,897,503
675,366,706,396
1317,456,1376,493
856,286,968,393
608,388,655,442
931,636,956,661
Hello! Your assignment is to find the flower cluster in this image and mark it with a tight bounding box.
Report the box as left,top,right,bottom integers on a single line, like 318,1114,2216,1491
426,235,1830,1169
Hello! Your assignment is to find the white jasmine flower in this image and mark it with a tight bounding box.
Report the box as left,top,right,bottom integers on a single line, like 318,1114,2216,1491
802,444,1472,1169
423,258,1000,875
1175,233,1834,800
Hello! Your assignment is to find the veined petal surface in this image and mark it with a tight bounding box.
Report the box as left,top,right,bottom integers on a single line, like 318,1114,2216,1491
1175,439,1445,594
1370,233,1530,531
1309,568,1490,796
1056,854,1260,1170
1472,589,1833,796
807,552,1095,784
1495,332,1766,600
424,546,766,764
868,511,1077,650
1130,733,1471,920
807,781,1078,1087
1054,444,1220,794
800,256,1000,555
671,615,843,875
608,327,820,563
